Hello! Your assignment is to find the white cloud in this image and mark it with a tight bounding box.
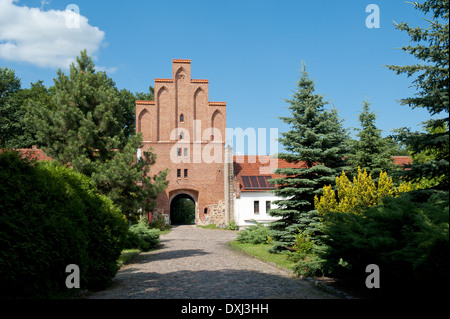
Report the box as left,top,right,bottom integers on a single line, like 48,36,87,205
0,0,106,69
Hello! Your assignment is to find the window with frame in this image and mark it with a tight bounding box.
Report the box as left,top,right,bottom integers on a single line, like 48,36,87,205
177,169,181,178
266,201,271,213
184,148,188,157
254,201,260,214
184,169,188,178
177,148,182,157
180,114,184,123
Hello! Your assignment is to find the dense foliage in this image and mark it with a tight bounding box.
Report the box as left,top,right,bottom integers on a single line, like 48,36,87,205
0,151,128,298
236,222,272,245
125,220,160,252
23,50,168,221
320,190,449,295
315,167,415,216
386,0,449,189
347,100,398,179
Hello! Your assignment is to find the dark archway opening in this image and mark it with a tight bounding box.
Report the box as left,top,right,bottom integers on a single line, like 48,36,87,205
170,194,195,225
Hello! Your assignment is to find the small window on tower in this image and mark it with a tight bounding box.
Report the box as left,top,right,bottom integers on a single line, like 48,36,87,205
180,132,184,140
177,169,181,178
184,169,188,178
180,114,184,123
177,148,182,157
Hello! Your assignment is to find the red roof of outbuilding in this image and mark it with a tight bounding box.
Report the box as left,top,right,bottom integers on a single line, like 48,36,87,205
16,147,53,162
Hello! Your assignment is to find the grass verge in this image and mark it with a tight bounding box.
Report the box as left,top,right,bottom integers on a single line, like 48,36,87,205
228,241,296,273
117,249,141,268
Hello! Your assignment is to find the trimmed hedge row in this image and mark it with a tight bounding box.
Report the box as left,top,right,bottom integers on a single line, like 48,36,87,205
0,151,128,298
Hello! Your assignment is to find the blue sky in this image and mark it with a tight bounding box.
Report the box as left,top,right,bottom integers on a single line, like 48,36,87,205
0,0,437,154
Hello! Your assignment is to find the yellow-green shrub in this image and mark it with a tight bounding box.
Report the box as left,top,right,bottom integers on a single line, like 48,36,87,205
315,167,416,216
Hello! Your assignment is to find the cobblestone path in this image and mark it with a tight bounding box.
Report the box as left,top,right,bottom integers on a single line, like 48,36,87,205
87,225,338,299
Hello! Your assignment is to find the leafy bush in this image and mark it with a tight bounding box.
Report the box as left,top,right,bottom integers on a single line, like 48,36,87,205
290,230,326,277
320,190,449,293
226,220,239,230
315,167,416,217
0,151,128,298
236,222,273,244
292,253,326,277
148,213,168,231
125,221,160,251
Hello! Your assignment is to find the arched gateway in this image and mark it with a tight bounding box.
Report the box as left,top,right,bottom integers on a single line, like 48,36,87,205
136,59,233,226
169,190,197,225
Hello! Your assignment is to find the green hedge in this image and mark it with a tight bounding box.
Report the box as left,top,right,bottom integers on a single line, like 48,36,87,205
0,151,128,298
320,190,449,294
236,222,272,245
125,220,160,251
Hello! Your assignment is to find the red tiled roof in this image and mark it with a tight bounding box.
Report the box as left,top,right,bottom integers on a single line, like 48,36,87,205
393,156,412,166
15,147,53,162
233,155,413,192
155,78,173,83
233,155,305,192
136,100,155,105
209,102,226,106
173,59,191,63
191,79,209,83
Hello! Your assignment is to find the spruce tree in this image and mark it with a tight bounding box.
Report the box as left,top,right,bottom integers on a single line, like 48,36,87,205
347,99,397,179
269,64,349,252
385,0,449,189
26,50,168,221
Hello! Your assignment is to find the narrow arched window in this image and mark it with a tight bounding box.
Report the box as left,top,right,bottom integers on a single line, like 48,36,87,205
180,132,184,140
204,207,208,215
180,114,184,123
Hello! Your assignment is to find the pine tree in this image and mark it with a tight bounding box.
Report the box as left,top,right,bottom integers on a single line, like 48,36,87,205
385,0,449,189
26,50,168,221
268,63,349,252
347,99,397,179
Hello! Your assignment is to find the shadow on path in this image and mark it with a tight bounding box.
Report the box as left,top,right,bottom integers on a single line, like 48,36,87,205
97,268,335,299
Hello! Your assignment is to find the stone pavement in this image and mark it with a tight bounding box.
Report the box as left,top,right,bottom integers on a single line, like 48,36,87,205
86,225,338,299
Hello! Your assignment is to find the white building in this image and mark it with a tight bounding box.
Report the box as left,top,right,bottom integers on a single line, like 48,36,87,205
232,155,304,228
234,191,280,227
231,155,412,228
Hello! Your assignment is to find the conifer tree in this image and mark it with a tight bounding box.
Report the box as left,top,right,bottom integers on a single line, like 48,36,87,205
26,50,168,221
347,99,397,179
385,0,449,189
268,63,349,252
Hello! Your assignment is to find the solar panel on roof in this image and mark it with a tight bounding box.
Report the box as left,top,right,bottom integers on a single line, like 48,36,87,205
249,176,259,188
242,176,252,188
257,175,268,188
241,175,276,190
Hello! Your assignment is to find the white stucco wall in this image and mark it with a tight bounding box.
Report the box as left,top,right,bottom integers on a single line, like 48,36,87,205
234,191,281,227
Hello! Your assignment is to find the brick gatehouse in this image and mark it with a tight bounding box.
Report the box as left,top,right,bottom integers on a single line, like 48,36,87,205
135,59,233,226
